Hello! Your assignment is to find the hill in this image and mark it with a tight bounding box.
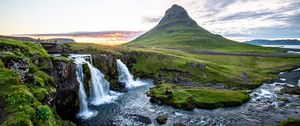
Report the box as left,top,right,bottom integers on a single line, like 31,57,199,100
126,5,277,53
246,39,300,45
0,35,38,42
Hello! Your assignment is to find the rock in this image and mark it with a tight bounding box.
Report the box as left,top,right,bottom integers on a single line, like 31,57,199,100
281,86,300,95
51,60,79,122
165,89,173,95
150,97,162,105
156,115,168,125
186,62,206,70
240,72,250,85
185,96,195,110
173,123,186,126
130,114,152,124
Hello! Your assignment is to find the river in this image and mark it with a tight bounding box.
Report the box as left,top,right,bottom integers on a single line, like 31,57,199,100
78,70,300,126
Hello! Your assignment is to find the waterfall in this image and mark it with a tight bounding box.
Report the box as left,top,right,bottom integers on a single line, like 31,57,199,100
87,62,118,105
73,57,98,120
116,59,146,88
69,54,119,119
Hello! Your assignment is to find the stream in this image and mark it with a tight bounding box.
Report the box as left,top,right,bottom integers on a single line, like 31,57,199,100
78,70,300,126
69,53,300,126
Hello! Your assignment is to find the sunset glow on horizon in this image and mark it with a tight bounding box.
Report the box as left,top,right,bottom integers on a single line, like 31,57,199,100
1,0,299,44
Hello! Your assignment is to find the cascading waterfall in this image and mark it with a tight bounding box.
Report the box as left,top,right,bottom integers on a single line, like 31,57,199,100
87,62,119,105
69,54,119,119
116,59,146,88
73,57,98,120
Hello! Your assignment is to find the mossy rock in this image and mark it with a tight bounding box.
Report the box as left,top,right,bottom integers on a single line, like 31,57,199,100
279,117,300,126
148,84,250,109
31,87,49,101
156,115,168,125
83,63,91,96
34,71,54,87
4,85,34,108
1,112,33,126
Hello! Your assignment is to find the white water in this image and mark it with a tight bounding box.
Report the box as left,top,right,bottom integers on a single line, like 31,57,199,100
70,54,119,119
87,62,119,105
116,59,146,88
73,57,98,120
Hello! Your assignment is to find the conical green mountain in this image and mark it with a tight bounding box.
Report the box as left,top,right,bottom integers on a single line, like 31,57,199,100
127,4,264,52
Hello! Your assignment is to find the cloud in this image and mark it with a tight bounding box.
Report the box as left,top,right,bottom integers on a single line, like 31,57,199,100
142,16,162,23
22,31,143,44
180,0,300,40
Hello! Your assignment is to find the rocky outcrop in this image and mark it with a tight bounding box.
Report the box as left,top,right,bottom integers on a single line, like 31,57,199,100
51,60,79,122
186,62,206,70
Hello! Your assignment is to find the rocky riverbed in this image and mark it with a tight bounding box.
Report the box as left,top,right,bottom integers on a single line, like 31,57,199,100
78,69,300,126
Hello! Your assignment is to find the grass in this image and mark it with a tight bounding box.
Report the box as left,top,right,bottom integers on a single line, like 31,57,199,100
0,39,74,126
129,47,300,89
125,12,282,54
148,84,250,109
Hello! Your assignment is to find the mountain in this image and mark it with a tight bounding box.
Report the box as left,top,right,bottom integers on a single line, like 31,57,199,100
126,4,264,52
246,39,300,45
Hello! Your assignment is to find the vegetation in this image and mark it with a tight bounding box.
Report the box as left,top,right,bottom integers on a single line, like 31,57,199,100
148,84,250,109
0,39,74,126
279,117,300,126
125,5,282,54
130,47,300,89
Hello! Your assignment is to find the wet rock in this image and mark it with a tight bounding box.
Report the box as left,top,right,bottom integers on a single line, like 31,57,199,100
156,115,168,125
51,60,79,122
281,86,300,95
129,114,152,124
185,96,195,110
150,97,162,105
173,123,186,126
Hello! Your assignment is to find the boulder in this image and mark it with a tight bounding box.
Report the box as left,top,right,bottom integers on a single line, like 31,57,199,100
156,115,168,125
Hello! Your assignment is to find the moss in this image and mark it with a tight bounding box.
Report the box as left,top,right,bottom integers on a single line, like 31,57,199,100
4,85,34,108
1,112,33,126
31,87,49,101
279,117,300,126
0,60,4,68
148,84,250,109
34,71,55,87
83,63,91,96
50,56,70,63
36,105,53,122
0,68,21,92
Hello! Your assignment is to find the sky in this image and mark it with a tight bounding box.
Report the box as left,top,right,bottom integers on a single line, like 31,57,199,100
0,0,299,44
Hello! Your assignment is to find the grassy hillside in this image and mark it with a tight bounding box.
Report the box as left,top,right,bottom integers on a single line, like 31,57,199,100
0,39,74,126
126,5,281,53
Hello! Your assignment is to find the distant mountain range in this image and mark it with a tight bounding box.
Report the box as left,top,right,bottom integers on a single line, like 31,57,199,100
0,35,75,43
246,39,300,45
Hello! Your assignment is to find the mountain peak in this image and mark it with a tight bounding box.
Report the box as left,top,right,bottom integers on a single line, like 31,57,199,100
158,4,197,27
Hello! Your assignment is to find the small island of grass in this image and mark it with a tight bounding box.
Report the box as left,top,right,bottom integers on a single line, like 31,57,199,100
148,84,250,110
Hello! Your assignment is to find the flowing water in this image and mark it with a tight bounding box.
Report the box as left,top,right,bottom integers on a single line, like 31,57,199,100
116,59,146,88
73,56,98,120
74,54,300,125
69,54,119,120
